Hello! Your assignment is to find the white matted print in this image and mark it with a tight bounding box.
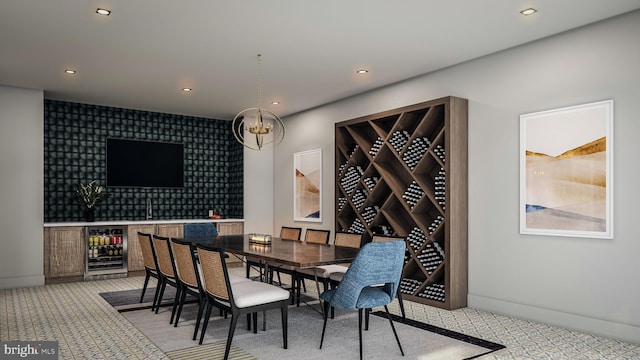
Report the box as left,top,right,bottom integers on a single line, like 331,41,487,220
294,149,322,222
520,100,613,238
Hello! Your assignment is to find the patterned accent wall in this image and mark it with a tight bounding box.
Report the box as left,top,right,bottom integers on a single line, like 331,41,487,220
44,100,243,222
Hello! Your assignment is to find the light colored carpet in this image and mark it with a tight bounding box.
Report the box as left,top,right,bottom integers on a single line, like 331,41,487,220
122,300,495,360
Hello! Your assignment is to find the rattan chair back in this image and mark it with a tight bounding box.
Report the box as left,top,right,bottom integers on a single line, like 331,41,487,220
305,229,331,244
152,235,176,278
197,247,230,301
138,232,157,271
280,226,302,241
335,232,363,249
372,235,405,243
170,239,199,289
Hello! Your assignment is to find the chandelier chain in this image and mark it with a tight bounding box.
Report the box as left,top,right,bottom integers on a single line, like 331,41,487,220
257,54,262,110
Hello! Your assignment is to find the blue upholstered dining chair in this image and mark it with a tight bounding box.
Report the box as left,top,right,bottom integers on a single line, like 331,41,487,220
183,222,218,237
319,241,405,360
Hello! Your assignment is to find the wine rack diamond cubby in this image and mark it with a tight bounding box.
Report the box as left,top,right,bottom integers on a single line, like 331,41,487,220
335,96,468,310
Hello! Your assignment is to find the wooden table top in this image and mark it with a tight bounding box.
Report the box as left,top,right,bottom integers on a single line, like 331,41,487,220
181,234,360,269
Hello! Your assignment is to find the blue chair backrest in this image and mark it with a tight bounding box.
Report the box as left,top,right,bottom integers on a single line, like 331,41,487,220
330,241,405,310
184,222,218,237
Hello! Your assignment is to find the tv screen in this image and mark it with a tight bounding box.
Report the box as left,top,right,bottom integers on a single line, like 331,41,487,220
106,138,184,188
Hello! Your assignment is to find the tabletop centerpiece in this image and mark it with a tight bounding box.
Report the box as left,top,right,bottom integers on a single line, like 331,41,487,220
248,233,272,245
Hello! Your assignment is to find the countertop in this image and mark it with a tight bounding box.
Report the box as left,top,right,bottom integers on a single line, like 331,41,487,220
43,218,244,227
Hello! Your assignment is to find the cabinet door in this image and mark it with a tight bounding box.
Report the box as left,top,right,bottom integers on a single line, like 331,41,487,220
217,222,244,266
156,224,184,238
127,224,156,272
217,222,244,235
45,227,85,278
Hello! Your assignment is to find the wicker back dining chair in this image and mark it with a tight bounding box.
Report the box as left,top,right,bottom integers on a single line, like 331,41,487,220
281,226,302,241
319,241,405,360
261,227,303,294
196,243,290,359
151,235,181,323
138,232,160,305
169,237,207,340
304,228,331,244
293,229,333,306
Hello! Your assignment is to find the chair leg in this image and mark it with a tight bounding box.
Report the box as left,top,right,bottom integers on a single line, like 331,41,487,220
246,313,251,331
330,281,336,319
155,279,167,314
224,314,239,360
365,308,370,330
358,308,364,360
140,271,150,302
193,295,205,341
199,301,214,345
281,303,288,349
169,285,181,324
290,284,296,306
174,287,188,327
384,305,404,356
319,301,330,349
298,274,304,307
252,312,258,334
397,292,407,322
151,278,162,311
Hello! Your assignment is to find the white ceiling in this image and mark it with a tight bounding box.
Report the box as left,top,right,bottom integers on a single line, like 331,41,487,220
2,1,640,120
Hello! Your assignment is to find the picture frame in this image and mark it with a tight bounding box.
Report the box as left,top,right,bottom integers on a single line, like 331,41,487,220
519,100,613,239
293,149,322,222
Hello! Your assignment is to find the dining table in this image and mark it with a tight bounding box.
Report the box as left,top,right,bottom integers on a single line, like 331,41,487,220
178,233,361,323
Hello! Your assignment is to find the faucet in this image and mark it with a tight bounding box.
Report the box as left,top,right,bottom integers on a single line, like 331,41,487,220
146,197,152,220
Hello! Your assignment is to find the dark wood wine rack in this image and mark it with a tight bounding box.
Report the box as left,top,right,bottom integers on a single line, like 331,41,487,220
335,96,468,310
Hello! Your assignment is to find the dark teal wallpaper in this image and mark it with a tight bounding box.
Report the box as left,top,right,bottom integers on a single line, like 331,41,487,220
44,100,243,222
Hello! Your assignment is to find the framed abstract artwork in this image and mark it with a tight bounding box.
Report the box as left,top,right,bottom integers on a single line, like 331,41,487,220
293,149,322,222
519,100,613,238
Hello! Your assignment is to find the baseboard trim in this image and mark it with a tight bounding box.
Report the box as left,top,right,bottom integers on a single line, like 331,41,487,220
0,275,45,289
468,294,640,345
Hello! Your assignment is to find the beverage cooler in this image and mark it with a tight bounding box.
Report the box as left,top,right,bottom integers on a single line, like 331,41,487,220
85,226,127,279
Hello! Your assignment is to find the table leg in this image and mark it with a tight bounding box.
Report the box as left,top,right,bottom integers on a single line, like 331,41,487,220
262,261,269,331
313,268,325,318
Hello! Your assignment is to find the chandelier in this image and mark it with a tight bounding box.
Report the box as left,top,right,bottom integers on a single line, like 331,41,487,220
232,54,285,150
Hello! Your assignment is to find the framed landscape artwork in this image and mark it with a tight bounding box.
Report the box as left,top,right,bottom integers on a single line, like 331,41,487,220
519,100,613,239
293,149,322,222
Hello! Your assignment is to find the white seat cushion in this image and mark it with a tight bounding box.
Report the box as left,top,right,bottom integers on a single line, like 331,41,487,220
231,281,290,308
297,264,349,279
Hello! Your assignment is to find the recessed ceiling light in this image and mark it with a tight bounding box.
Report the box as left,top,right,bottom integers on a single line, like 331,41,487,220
64,69,76,74
96,8,111,16
181,88,192,92
356,69,369,74
271,101,280,105
520,8,537,16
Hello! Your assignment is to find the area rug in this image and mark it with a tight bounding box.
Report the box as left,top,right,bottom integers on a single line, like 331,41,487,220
112,289,505,360
99,287,197,311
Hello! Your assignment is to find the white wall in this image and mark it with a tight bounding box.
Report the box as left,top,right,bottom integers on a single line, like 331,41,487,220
243,146,276,235
0,86,44,288
267,10,640,343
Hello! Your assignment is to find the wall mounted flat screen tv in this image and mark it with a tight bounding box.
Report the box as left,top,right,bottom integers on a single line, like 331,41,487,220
106,138,184,188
